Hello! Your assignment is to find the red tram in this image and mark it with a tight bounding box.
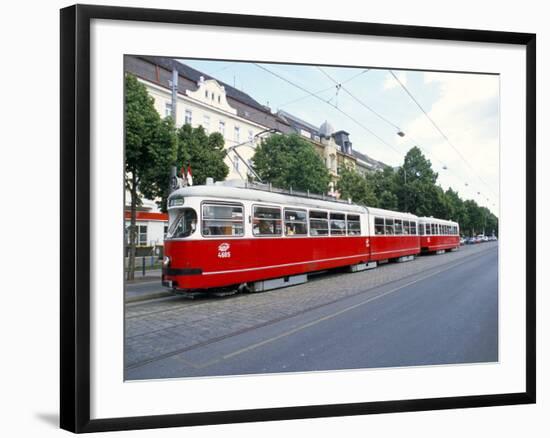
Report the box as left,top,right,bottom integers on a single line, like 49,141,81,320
161,183,460,293
418,217,460,253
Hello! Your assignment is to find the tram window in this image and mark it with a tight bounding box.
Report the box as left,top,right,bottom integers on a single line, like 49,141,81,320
284,208,307,236
202,203,244,236
385,218,395,235
347,214,361,235
253,206,282,236
419,223,424,236
402,220,409,235
374,217,385,235
411,221,417,235
167,208,197,239
309,210,329,236
330,213,346,236
394,219,403,235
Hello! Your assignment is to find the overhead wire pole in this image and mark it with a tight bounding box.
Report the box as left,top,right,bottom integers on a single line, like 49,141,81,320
389,70,499,199
253,63,404,159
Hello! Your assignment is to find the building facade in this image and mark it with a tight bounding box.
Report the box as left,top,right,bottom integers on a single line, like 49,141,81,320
124,56,388,247
125,56,293,182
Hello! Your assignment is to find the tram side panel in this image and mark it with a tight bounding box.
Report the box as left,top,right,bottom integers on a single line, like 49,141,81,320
164,235,373,291
163,204,372,292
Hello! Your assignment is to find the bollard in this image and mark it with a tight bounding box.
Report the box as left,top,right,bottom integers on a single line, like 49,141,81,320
142,257,145,276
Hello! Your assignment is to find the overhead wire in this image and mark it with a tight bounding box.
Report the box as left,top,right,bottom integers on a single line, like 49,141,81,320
316,66,496,206
253,63,404,158
389,70,498,199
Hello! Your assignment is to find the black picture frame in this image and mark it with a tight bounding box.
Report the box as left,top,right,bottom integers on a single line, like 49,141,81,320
60,4,536,433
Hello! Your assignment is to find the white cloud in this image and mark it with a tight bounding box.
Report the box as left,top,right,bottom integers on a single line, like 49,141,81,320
402,72,500,212
383,71,407,90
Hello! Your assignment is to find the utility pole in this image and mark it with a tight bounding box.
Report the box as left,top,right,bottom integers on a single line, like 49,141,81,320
171,68,178,123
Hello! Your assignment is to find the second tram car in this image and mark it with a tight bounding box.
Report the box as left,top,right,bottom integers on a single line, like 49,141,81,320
418,217,460,253
162,183,459,294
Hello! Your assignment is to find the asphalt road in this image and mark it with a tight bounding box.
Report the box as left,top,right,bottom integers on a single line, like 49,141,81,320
125,243,498,380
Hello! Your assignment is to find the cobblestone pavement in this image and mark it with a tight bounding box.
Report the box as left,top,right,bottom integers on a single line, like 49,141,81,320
125,243,497,371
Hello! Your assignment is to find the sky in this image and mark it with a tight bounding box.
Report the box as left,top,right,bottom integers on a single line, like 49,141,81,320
182,58,500,216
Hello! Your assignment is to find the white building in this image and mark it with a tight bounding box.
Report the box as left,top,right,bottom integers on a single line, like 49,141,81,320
125,56,293,181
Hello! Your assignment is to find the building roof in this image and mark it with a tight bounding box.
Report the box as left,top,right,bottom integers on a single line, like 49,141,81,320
352,149,387,170
139,56,271,115
277,110,321,138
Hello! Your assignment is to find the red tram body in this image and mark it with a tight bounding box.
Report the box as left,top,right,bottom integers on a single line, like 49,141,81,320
161,184,460,293
418,217,460,253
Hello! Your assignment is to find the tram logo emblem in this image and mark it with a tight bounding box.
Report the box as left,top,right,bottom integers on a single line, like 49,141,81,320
217,242,231,259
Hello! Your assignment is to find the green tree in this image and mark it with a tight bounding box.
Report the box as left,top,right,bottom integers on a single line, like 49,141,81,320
176,124,229,187
125,74,177,280
252,133,331,193
396,146,441,216
377,190,399,210
364,166,401,210
336,165,377,205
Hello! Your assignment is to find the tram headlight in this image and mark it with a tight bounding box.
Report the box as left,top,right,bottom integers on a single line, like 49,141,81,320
162,256,171,267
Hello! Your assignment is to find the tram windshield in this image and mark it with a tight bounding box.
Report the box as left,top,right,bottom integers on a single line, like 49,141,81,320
167,208,197,239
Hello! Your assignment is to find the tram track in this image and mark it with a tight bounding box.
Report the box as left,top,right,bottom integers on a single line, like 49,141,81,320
125,244,496,371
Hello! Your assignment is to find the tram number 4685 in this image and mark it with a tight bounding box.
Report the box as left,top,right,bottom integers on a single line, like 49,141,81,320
217,242,231,259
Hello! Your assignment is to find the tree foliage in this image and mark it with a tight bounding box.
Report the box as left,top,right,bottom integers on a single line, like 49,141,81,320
336,165,377,206
125,74,177,279
252,133,331,193
176,124,229,187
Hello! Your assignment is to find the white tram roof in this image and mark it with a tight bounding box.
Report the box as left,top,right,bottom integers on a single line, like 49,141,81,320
364,206,419,221
169,184,366,214
417,216,459,226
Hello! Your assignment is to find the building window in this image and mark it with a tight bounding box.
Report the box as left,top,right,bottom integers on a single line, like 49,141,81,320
203,115,210,133
253,206,282,236
184,109,192,125
138,225,148,246
218,95,221,103
205,90,209,99
212,93,215,101
234,126,240,143
202,203,244,236
284,209,307,236
219,120,225,136
233,158,239,171
248,130,254,142
165,102,172,118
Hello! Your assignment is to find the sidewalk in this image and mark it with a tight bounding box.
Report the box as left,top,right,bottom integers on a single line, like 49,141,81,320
125,271,173,303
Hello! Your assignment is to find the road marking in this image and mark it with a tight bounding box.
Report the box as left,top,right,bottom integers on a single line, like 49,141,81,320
194,252,492,368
